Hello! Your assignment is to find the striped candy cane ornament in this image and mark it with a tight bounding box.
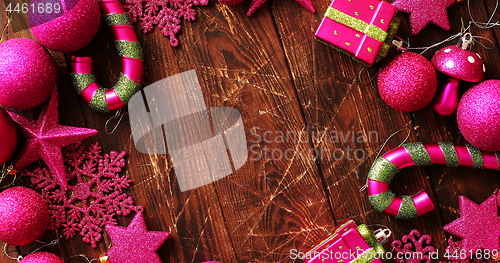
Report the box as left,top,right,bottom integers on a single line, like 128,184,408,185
71,0,143,113
367,142,500,220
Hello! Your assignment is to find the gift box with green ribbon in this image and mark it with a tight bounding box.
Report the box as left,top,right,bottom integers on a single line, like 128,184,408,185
304,220,388,263
315,0,400,66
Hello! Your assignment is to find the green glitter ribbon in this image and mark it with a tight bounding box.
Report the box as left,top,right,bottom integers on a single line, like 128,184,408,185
104,13,131,26
71,73,96,94
439,142,459,167
115,41,144,60
405,142,432,166
325,7,388,42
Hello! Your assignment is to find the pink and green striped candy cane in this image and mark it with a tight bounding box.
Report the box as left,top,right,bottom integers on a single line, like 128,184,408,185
71,0,143,113
367,142,500,220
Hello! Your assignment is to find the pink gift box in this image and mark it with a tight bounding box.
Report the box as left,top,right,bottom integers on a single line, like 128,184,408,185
305,220,386,263
315,0,400,66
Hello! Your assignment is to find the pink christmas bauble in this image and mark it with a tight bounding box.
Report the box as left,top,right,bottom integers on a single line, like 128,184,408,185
0,187,50,246
19,252,64,263
0,38,57,110
218,0,245,5
378,52,437,112
457,80,500,152
29,0,100,53
0,108,17,166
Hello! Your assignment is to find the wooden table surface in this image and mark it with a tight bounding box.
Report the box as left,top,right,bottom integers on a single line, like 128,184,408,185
3,0,500,262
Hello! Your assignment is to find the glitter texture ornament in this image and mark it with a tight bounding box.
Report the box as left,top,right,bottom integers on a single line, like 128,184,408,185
104,211,169,263
392,229,436,263
24,142,138,248
443,194,500,257
431,40,486,116
0,186,50,246
8,90,98,190
378,52,437,112
0,108,17,167
122,0,209,46
19,252,64,263
29,0,100,53
392,0,455,35
0,38,56,110
457,80,500,152
71,0,144,113
247,0,314,16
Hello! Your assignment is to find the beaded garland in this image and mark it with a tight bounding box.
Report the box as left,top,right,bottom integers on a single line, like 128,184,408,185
71,0,144,113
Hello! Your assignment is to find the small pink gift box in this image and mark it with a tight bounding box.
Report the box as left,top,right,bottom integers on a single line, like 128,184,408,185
315,0,400,66
304,220,387,263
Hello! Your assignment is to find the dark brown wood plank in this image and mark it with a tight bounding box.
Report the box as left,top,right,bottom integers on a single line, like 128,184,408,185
171,3,336,262
66,15,240,263
269,0,457,258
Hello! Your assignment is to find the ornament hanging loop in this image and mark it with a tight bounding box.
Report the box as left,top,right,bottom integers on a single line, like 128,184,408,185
460,33,473,50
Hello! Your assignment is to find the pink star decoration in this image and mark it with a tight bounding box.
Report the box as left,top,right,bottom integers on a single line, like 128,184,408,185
247,0,315,16
8,90,97,190
443,194,500,257
105,210,170,263
392,0,455,35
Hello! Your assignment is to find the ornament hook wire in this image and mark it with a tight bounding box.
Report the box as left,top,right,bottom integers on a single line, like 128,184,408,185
3,243,23,262
105,109,128,135
359,124,411,192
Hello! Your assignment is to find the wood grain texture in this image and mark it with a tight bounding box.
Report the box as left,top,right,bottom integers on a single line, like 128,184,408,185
2,0,500,262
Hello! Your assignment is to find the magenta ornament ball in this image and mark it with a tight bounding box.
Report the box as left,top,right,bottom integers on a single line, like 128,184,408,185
457,80,500,152
378,52,438,112
0,187,50,246
0,38,57,110
0,108,17,167
29,0,100,53
19,252,64,263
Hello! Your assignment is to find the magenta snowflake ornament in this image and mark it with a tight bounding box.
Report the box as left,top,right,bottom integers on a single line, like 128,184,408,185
122,0,209,46
23,142,139,248
392,229,436,263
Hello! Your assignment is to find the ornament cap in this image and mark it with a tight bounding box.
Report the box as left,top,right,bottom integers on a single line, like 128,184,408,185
99,254,110,263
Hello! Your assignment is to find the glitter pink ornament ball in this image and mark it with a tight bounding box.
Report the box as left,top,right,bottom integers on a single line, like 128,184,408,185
0,187,50,246
0,38,57,110
0,108,17,167
457,80,500,152
29,0,100,53
378,52,437,112
19,252,64,263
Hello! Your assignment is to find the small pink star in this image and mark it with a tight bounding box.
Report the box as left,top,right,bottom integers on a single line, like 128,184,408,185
8,90,97,190
247,0,314,16
105,210,170,263
443,194,500,256
392,0,455,35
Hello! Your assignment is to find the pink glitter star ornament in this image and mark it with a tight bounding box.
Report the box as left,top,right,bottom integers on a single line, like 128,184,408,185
104,210,169,263
247,0,315,16
392,0,455,35
8,90,97,190
443,194,500,257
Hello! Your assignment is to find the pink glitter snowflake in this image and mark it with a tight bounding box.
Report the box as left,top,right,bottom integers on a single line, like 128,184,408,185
122,0,209,46
23,142,139,248
392,229,436,263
